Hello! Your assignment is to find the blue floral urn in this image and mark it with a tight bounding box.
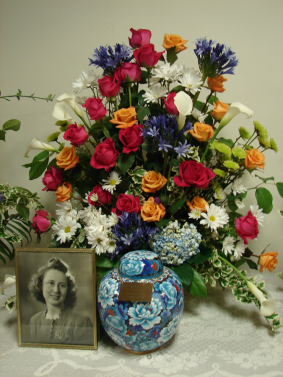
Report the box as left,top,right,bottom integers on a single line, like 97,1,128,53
98,250,184,353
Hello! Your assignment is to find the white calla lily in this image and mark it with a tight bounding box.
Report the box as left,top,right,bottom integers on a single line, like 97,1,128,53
0,274,16,295
174,91,193,130
219,102,254,128
24,137,58,157
247,281,276,317
56,92,83,118
52,102,74,123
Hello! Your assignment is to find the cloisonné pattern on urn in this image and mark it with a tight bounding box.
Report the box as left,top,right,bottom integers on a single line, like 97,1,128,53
98,250,184,353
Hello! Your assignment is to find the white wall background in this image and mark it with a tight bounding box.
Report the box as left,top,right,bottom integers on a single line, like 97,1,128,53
0,0,282,275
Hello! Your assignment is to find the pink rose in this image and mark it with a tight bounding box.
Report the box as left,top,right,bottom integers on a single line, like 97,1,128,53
82,98,107,120
114,62,141,83
90,138,119,172
134,44,164,68
32,210,51,234
129,28,152,48
163,92,179,115
119,124,144,153
174,161,215,189
98,76,120,97
42,166,63,191
88,184,112,206
235,211,259,245
113,194,141,216
63,123,88,147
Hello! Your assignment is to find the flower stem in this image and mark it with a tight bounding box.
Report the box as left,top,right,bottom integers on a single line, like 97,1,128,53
128,83,132,107
218,255,249,285
162,152,168,177
200,124,223,163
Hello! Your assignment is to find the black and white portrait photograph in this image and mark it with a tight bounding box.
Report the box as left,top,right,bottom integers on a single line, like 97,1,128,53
15,248,97,350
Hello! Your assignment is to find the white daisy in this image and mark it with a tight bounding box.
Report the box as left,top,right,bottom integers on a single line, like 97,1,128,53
235,199,245,209
200,204,229,232
250,204,264,227
178,68,202,94
85,225,108,254
102,171,122,194
143,86,168,104
52,215,81,243
150,62,181,85
214,188,226,201
222,236,236,256
106,212,119,227
232,240,246,261
72,70,101,94
188,208,202,220
55,200,78,220
106,237,117,254
78,204,96,225
192,107,209,123
231,178,247,196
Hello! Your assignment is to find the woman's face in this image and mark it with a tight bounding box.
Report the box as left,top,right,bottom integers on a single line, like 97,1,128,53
42,269,68,307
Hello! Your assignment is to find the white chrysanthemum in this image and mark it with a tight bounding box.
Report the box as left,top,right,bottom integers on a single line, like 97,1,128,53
107,212,119,227
235,199,245,209
52,215,81,243
85,225,108,254
222,236,236,256
143,86,168,104
72,70,101,94
178,68,202,94
232,240,246,260
250,204,264,227
188,208,202,220
106,237,117,254
102,171,122,194
191,107,209,123
214,188,226,201
231,178,247,196
200,204,229,231
56,200,78,219
150,62,181,85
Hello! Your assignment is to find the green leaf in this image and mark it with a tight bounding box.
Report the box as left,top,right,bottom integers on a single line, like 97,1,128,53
117,153,135,175
141,140,155,153
255,187,273,214
207,95,219,106
138,90,146,106
276,182,283,198
217,137,234,148
154,218,171,228
233,258,246,268
255,175,274,183
2,119,21,131
136,106,150,123
96,255,116,268
228,200,238,212
187,242,213,265
168,199,186,215
0,130,6,141
194,101,205,112
189,268,207,297
171,263,194,289
166,47,178,65
15,203,30,222
245,258,258,270
28,150,49,180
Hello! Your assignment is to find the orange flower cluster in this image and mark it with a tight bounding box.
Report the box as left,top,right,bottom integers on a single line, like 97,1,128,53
162,34,188,53
142,171,167,193
187,196,208,212
141,197,165,222
110,106,137,129
189,122,214,142
56,181,72,202
259,252,278,272
56,146,79,171
245,149,265,170
207,75,227,93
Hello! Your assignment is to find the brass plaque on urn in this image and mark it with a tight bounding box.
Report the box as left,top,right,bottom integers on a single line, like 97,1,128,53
118,281,153,302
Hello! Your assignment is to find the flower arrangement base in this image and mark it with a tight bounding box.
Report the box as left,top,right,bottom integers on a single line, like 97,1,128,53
98,250,184,353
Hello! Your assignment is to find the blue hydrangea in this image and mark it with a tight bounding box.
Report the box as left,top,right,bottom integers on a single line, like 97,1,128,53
150,221,202,265
194,37,238,78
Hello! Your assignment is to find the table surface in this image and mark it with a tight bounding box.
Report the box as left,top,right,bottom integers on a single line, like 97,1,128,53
1,273,283,377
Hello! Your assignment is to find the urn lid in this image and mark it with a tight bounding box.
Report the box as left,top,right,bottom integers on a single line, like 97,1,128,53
118,250,164,281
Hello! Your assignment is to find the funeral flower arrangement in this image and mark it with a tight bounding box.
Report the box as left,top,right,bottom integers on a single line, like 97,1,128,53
22,29,282,331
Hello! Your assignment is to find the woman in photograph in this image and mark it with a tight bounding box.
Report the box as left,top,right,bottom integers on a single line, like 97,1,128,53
28,257,93,345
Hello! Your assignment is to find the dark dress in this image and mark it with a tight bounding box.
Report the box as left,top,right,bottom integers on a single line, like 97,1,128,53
30,308,93,345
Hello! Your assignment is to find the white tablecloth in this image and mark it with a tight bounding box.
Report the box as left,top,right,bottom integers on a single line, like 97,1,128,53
1,274,282,377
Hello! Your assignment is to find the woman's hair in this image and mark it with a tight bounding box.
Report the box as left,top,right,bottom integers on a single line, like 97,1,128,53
29,257,77,308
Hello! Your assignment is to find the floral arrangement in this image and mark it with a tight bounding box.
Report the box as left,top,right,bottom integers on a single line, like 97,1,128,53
22,29,282,331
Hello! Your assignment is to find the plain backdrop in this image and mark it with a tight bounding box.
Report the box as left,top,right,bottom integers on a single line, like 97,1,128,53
0,0,282,277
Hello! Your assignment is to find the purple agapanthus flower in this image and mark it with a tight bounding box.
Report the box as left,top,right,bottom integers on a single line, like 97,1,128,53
194,37,238,78
89,44,133,75
174,139,191,158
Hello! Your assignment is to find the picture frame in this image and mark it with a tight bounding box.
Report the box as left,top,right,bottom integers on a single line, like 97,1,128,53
15,248,97,350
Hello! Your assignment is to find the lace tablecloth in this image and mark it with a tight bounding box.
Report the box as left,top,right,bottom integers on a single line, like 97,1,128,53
1,274,282,377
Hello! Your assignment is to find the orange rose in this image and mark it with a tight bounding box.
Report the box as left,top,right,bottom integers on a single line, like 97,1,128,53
189,122,214,142
56,146,79,171
141,197,166,222
245,149,265,170
207,75,227,93
56,181,72,202
141,171,167,193
109,106,137,129
187,196,208,212
212,101,229,121
259,252,278,272
162,34,188,53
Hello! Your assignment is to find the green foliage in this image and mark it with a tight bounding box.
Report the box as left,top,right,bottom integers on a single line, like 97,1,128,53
172,263,194,290
255,187,273,214
188,268,207,297
276,182,283,198
117,152,135,175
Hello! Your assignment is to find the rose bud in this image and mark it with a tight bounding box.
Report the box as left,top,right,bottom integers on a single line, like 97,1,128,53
42,166,63,191
235,211,259,245
174,161,215,189
134,44,164,68
259,252,278,272
88,184,112,206
119,124,144,153
82,98,107,120
90,138,119,172
98,76,120,97
63,123,89,147
129,28,152,48
32,210,52,234
163,92,179,115
114,62,141,83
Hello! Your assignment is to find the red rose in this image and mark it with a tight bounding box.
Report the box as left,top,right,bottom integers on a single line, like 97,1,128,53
129,28,152,48
119,124,144,153
134,44,164,68
32,210,51,234
163,92,178,115
114,194,141,216
90,138,119,172
88,184,112,206
42,166,63,191
235,211,259,245
63,123,88,147
98,76,120,97
82,97,107,120
114,62,141,83
174,161,215,189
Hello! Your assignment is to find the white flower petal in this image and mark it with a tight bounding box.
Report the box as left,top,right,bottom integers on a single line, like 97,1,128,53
24,138,58,157
56,92,83,118
174,91,193,130
0,275,16,294
247,281,276,317
220,102,253,128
